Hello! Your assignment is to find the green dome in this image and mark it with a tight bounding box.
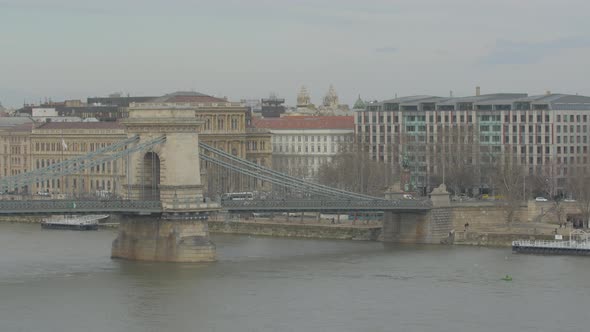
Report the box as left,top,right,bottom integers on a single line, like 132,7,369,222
353,95,366,109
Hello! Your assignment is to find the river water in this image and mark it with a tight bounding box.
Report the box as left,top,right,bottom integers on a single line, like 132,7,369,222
0,222,588,332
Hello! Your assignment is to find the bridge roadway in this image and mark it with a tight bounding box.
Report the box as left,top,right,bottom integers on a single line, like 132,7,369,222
0,198,431,215
0,200,162,215
221,199,432,212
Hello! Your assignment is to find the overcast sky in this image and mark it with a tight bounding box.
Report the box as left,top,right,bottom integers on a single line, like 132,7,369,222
1,0,590,107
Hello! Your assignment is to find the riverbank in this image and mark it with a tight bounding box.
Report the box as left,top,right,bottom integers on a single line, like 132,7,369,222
208,219,382,241
0,214,572,246
0,215,381,241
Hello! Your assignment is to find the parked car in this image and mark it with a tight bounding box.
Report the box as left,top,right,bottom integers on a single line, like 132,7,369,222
535,197,548,202
402,194,414,200
37,191,50,196
564,198,577,202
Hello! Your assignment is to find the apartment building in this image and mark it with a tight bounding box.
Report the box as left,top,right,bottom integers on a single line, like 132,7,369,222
355,92,590,195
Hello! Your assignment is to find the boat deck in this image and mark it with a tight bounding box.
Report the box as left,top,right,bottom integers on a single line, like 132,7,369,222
41,214,109,230
512,239,590,255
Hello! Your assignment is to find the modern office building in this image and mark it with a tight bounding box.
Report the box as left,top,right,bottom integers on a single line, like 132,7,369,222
355,91,590,195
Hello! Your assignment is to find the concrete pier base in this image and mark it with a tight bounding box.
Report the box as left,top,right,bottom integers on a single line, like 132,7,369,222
111,215,216,262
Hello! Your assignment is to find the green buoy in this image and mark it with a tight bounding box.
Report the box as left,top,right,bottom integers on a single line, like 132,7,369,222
501,275,512,281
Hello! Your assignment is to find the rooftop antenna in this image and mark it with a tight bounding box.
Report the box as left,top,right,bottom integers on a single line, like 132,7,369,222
450,90,453,97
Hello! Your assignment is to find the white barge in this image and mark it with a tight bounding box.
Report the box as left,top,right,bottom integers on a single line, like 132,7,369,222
512,230,590,256
41,214,109,230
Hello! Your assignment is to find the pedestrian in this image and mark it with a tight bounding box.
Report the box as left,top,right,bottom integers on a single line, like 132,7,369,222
464,222,470,231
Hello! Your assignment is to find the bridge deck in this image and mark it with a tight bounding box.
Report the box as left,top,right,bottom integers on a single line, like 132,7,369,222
0,198,431,215
0,200,162,215
221,199,432,212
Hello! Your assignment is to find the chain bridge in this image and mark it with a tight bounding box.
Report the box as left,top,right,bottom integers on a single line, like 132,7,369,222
0,108,442,262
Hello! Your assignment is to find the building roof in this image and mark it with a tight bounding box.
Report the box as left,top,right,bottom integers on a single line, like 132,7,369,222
150,91,226,103
437,93,528,105
0,117,34,128
366,92,590,111
7,122,34,132
380,95,438,104
253,116,354,130
34,122,125,130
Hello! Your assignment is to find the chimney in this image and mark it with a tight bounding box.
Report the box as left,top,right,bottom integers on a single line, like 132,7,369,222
546,90,551,96
475,86,481,96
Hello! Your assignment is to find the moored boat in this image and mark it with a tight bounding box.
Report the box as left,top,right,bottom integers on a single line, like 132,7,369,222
512,230,590,256
41,214,109,230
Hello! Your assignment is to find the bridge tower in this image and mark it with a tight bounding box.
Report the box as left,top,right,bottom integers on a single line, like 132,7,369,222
111,105,218,262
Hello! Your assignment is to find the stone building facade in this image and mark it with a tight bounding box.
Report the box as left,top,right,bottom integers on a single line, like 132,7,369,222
0,121,127,195
0,122,34,179
30,122,127,196
129,92,272,197
253,116,354,181
0,92,272,198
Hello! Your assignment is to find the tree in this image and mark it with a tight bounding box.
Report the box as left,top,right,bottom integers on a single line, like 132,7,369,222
426,122,479,196
567,176,590,228
441,151,478,196
491,155,526,223
317,142,394,197
528,163,565,225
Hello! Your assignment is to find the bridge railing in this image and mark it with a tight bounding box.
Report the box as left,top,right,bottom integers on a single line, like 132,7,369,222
0,200,162,214
221,199,432,211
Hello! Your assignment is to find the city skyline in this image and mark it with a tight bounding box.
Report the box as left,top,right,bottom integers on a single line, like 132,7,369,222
2,0,590,107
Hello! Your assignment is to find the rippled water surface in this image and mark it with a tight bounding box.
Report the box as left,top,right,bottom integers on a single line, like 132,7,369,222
0,222,589,332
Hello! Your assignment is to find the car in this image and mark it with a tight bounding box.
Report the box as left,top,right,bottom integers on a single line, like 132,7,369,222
564,198,577,202
535,197,548,202
402,194,414,200
37,191,50,196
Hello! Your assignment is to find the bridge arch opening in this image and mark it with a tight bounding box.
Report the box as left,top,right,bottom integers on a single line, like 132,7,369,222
141,152,161,200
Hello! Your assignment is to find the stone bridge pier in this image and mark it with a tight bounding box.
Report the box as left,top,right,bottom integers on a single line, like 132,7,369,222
381,185,453,244
111,105,219,262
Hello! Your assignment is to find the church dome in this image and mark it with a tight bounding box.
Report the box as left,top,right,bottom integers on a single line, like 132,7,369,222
353,95,366,110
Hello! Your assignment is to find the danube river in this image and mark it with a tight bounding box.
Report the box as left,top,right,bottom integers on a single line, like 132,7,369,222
0,223,588,332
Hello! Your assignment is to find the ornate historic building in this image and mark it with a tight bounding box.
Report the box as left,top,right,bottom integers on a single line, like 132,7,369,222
323,85,339,109
0,120,127,195
129,92,272,197
0,121,34,180
30,122,127,196
253,116,354,182
0,92,272,198
297,86,312,108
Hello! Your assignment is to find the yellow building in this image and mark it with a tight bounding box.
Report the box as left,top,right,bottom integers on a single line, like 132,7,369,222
30,122,128,196
0,92,272,198
0,122,34,185
130,92,272,196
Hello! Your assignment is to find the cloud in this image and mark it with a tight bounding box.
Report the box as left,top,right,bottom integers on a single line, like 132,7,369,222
482,37,590,65
375,47,398,53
